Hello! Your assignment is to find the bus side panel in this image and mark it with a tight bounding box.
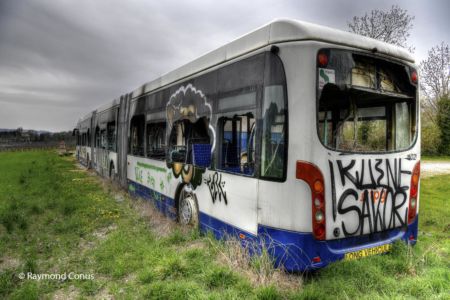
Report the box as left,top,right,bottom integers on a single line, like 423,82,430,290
195,170,259,236
258,42,317,233
125,153,259,236
126,155,179,219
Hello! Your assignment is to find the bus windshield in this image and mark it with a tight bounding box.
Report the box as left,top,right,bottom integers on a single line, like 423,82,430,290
317,49,417,152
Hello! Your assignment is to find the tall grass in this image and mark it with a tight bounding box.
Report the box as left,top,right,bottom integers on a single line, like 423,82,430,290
0,150,448,299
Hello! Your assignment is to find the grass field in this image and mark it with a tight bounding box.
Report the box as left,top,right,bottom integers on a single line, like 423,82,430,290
0,150,449,299
422,155,450,162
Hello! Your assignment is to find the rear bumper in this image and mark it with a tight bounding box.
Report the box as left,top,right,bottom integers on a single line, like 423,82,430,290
258,216,419,272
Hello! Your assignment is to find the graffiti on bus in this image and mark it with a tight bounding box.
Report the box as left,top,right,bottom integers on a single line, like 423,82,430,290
329,158,412,237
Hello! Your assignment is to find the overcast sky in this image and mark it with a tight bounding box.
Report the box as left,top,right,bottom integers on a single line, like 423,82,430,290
0,0,448,131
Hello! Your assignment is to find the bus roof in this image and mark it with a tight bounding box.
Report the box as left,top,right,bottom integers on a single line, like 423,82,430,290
96,98,120,114
131,18,414,99
77,98,119,125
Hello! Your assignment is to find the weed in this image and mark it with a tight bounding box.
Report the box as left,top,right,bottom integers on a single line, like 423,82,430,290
145,280,203,300
0,210,27,233
138,268,156,284
250,247,277,285
60,202,78,216
205,267,239,288
23,258,37,274
160,257,188,279
0,270,16,297
164,228,188,245
256,285,281,300
18,174,26,185
29,204,43,215
9,282,39,300
79,280,101,296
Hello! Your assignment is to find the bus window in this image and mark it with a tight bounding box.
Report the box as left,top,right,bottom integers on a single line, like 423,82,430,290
261,85,286,179
100,129,106,149
87,129,91,147
130,115,145,156
95,127,100,148
168,117,210,164
317,49,417,152
218,113,255,175
107,121,116,151
146,122,166,160
395,102,412,149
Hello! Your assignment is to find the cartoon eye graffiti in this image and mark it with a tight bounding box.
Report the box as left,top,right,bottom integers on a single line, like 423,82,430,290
166,84,214,190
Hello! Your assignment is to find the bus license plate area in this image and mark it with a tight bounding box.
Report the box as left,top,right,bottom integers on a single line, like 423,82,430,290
344,244,392,261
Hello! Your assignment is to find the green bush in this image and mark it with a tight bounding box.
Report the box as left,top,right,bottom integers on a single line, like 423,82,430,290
421,118,441,155
437,96,450,155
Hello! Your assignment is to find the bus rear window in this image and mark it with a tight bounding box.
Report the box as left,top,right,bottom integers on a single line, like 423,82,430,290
317,49,417,153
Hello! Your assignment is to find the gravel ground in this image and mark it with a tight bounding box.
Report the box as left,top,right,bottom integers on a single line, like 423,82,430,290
421,161,450,177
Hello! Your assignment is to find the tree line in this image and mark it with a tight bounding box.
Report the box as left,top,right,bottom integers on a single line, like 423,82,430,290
0,128,75,150
348,5,449,156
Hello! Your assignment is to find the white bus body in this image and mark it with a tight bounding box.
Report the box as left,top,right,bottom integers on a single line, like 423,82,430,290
75,19,420,271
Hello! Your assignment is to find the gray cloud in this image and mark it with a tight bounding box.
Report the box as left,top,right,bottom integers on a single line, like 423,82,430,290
0,0,448,131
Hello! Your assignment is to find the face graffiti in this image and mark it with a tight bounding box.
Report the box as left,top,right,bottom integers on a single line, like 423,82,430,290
204,172,228,205
329,158,412,237
166,84,215,190
170,162,204,189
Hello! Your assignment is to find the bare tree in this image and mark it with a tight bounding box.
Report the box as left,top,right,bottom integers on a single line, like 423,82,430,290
420,42,450,121
347,5,415,52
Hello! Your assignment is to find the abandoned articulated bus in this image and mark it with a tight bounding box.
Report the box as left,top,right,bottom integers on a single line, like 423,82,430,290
75,19,420,271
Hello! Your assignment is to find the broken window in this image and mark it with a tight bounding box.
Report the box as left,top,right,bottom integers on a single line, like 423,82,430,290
129,115,145,156
107,121,116,151
87,129,91,147
168,117,210,165
218,113,256,175
317,49,417,153
261,85,286,179
146,122,166,160
100,129,107,149
94,127,100,148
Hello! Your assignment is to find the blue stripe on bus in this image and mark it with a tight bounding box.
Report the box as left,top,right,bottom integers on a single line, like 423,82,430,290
198,211,257,244
127,180,177,220
126,179,419,272
258,217,418,271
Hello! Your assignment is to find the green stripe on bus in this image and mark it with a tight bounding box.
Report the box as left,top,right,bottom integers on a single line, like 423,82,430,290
137,161,166,173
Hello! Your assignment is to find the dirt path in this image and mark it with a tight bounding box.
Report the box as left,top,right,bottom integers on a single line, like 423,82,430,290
421,161,450,177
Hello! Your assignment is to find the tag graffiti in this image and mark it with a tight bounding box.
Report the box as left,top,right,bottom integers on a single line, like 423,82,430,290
204,172,228,205
329,159,411,237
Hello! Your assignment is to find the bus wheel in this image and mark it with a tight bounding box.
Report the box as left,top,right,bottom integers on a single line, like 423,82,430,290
178,186,199,227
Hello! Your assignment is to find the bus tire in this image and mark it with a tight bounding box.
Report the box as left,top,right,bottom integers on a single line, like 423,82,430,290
178,185,199,227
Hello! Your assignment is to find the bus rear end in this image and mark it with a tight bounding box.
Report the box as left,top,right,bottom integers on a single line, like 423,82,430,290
261,45,420,272
301,48,419,269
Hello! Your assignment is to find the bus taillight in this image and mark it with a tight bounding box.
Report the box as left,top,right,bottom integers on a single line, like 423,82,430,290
296,161,326,240
408,161,420,224
317,50,329,67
